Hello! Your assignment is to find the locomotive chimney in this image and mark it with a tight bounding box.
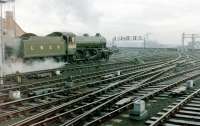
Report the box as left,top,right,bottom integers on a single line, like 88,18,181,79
95,33,101,37
5,11,14,37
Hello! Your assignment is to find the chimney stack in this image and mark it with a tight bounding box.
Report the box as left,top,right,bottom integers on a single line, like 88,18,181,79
5,11,15,37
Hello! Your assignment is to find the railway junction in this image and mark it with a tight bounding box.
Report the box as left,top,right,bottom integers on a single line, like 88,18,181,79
1,48,200,126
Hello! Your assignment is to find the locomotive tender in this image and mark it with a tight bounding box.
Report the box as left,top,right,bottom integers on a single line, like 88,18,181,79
7,32,111,62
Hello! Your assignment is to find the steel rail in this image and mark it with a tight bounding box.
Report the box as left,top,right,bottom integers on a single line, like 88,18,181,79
0,61,176,122
64,70,200,126
0,58,178,99
0,59,170,93
60,68,170,126
10,62,178,126
9,63,176,125
149,88,200,126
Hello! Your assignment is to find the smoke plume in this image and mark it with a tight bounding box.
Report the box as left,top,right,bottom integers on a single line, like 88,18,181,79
4,58,65,75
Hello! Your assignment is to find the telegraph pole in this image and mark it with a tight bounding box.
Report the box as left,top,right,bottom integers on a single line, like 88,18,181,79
182,33,185,52
192,34,195,51
0,0,8,85
143,37,146,49
0,1,5,85
0,1,3,84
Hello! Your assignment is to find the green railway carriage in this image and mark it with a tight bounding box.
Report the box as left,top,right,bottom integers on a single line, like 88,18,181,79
8,32,112,62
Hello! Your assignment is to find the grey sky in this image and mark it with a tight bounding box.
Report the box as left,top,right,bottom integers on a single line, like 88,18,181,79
15,0,200,46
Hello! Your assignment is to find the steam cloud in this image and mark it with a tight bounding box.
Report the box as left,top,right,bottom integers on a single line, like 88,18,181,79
4,58,65,75
5,38,20,49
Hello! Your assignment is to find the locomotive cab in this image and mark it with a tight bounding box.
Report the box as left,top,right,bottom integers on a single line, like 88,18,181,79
63,34,76,55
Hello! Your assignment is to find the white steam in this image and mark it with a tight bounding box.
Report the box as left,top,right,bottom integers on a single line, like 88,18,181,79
5,37,21,49
4,58,65,75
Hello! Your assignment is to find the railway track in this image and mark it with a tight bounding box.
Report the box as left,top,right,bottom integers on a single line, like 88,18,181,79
110,48,178,63
3,59,169,87
4,61,135,84
146,87,200,126
0,57,180,125
8,68,171,126
0,53,197,126
0,60,157,89
71,59,176,83
0,60,176,124
59,69,200,126
0,58,178,102
5,54,177,85
7,58,199,126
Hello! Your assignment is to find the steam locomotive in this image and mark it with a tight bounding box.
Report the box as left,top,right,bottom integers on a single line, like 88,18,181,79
6,32,112,62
